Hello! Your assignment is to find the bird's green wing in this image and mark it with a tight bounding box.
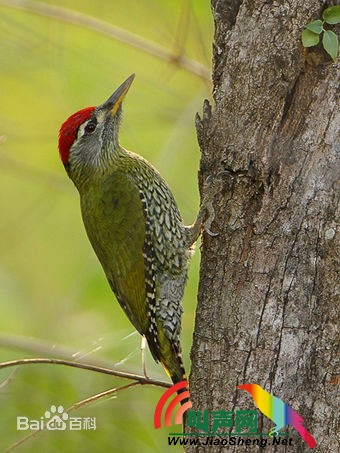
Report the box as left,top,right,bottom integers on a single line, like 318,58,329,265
81,171,149,336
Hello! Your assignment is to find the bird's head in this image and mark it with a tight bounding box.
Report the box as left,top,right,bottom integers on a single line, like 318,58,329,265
237,383,256,395
58,74,135,186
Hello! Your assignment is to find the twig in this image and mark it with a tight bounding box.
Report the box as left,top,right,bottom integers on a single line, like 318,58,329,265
0,357,171,389
0,368,17,390
69,381,139,411
0,0,210,81
1,356,171,451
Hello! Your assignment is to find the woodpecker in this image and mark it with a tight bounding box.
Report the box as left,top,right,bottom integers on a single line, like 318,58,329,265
58,74,218,387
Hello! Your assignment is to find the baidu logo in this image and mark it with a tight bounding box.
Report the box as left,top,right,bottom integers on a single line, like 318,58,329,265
17,404,96,431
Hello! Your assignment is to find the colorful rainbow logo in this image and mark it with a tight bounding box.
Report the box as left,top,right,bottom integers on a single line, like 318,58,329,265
237,383,316,449
154,380,192,429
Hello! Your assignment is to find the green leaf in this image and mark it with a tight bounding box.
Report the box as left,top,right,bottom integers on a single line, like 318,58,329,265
323,5,340,24
306,20,323,34
302,29,320,47
322,30,339,61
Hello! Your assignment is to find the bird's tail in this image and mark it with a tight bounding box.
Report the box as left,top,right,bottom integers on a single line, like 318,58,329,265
166,342,191,427
169,341,186,384
161,341,189,405
147,323,188,398
294,421,316,449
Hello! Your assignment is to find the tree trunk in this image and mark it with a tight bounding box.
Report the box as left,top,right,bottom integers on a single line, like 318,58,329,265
188,1,339,452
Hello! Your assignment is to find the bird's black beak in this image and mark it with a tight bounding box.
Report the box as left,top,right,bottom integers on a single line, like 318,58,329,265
100,74,135,117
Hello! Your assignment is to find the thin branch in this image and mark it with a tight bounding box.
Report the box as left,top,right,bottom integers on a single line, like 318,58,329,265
70,381,139,411
5,429,37,452
2,356,170,450
0,0,210,81
0,357,171,389
0,368,17,390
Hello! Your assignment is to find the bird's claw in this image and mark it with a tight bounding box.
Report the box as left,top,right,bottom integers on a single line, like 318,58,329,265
201,170,230,237
188,171,228,244
204,226,219,237
217,170,232,178
203,170,229,194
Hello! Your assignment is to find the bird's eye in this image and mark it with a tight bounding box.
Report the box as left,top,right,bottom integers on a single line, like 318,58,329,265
84,121,96,134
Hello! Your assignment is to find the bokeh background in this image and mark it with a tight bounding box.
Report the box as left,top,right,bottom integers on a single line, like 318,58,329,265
0,0,213,451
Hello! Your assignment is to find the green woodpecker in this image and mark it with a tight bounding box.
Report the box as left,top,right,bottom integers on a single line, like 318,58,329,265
58,74,218,387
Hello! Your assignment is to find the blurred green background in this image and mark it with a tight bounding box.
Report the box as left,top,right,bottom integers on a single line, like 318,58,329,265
0,0,212,451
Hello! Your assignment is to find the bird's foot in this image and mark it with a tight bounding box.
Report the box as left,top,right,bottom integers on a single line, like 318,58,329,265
201,171,229,237
186,171,229,246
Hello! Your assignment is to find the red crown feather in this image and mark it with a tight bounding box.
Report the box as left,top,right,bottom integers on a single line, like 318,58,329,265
58,106,95,163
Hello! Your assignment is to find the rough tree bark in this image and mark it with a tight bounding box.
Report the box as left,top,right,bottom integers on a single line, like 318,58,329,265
188,1,339,452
